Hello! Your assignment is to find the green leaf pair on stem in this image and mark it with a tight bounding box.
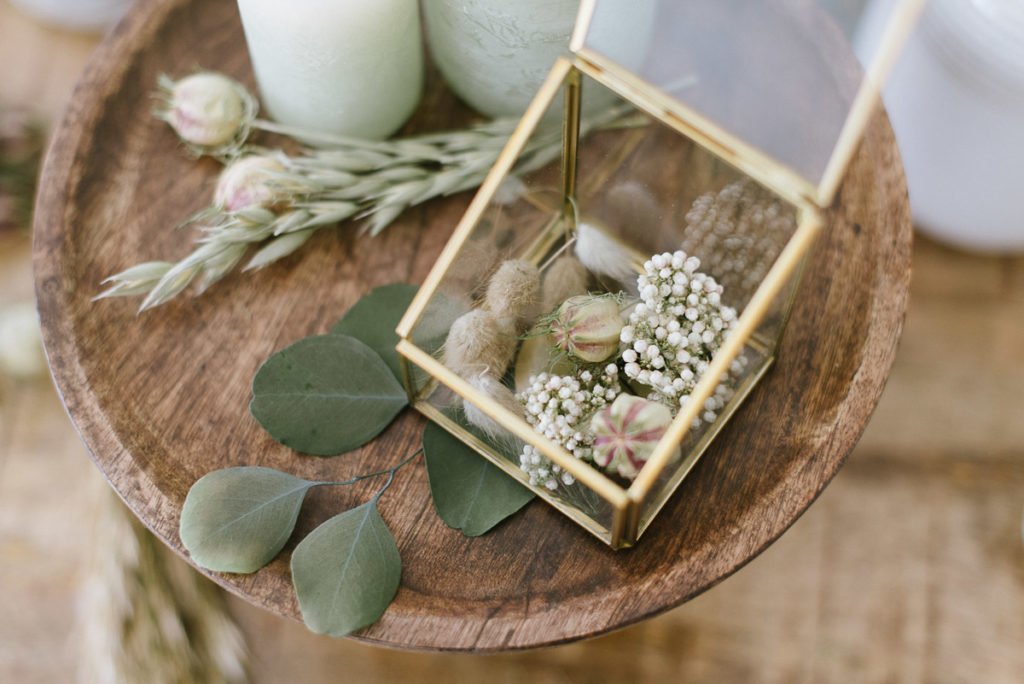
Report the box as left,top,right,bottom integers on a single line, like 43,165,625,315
181,283,535,637
181,457,413,636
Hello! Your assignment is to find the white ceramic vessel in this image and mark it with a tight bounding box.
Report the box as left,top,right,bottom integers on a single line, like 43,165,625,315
423,0,656,118
236,0,424,140
11,0,131,32
870,0,1024,252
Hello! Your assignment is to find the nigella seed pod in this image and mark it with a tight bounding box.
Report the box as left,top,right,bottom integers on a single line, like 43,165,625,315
163,73,253,151
443,309,517,379
484,260,541,332
590,394,673,480
548,295,624,364
214,156,285,213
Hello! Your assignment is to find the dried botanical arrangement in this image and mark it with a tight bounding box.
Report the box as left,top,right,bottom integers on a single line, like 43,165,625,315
180,224,746,635
97,71,765,638
96,72,635,310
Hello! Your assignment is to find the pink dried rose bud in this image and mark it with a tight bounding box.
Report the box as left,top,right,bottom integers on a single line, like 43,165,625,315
163,73,252,150
548,294,624,363
591,394,673,480
214,155,285,212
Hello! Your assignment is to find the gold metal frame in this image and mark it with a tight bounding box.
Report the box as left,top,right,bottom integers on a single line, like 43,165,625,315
397,1,919,548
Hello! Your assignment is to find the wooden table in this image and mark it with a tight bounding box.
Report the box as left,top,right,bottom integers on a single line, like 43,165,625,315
3,0,1023,680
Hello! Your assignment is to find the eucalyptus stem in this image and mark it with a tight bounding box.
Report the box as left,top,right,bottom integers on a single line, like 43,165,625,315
314,448,423,493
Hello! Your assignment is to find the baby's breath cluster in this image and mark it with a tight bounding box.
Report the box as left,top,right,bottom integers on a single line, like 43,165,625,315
517,365,621,491
620,251,742,423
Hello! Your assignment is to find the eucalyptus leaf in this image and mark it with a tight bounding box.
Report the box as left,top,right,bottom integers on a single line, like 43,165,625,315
291,500,401,637
423,421,534,537
251,335,407,456
331,284,417,381
180,467,315,574
332,284,466,383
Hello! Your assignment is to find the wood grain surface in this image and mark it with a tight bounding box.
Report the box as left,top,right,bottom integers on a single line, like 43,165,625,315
31,0,912,651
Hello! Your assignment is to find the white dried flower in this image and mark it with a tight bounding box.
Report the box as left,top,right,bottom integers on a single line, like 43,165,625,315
623,250,742,421
157,73,257,156
516,365,621,491
214,155,285,213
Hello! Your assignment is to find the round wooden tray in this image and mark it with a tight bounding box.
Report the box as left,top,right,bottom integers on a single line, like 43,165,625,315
33,0,911,652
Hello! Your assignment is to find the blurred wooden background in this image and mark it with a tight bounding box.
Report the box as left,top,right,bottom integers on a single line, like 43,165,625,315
1,2,1022,682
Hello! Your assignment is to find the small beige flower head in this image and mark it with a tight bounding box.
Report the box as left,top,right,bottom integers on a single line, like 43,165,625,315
214,155,286,213
157,72,258,157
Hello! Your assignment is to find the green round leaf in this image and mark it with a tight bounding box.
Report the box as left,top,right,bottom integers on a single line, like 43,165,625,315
180,467,315,574
291,501,401,637
423,421,535,537
331,284,417,382
250,335,408,456
331,284,466,384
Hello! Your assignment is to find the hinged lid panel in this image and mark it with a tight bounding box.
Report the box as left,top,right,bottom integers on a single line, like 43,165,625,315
573,0,924,205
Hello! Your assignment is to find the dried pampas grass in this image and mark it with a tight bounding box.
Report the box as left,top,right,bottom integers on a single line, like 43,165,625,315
463,374,526,452
443,309,517,379
483,259,541,333
574,222,637,291
541,256,589,313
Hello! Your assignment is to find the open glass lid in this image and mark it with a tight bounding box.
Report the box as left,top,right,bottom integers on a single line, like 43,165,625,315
571,0,925,207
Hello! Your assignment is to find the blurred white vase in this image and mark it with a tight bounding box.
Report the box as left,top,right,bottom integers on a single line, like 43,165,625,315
861,0,1024,253
11,0,132,32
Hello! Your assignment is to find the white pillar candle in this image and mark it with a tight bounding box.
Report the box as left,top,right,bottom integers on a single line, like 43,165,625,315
237,0,424,140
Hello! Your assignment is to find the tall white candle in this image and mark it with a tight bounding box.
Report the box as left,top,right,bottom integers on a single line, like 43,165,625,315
237,0,424,140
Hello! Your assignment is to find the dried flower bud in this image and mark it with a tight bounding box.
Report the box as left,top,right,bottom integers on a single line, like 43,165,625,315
484,260,541,332
548,295,624,364
590,394,673,480
162,73,254,152
444,309,517,378
214,155,285,213
541,256,589,312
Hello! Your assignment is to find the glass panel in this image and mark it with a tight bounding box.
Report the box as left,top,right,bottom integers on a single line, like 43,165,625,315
403,67,810,546
404,77,621,540
581,0,919,187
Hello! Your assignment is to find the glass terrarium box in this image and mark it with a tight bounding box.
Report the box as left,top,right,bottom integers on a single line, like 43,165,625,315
397,0,924,549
